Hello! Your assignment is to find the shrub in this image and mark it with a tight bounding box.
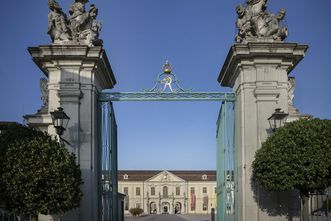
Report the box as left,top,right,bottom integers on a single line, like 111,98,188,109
253,118,331,221
129,208,144,217
0,124,83,221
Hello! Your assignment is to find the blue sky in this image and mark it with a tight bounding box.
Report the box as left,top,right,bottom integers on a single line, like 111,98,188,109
0,0,330,170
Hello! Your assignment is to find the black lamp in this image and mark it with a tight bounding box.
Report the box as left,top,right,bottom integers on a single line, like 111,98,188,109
268,108,288,132
50,107,70,137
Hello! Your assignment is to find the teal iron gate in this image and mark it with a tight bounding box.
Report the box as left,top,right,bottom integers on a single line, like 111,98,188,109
216,101,236,221
99,101,118,221
98,61,236,221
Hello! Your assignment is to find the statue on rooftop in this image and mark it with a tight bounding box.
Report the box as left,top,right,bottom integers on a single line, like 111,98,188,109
47,0,103,46
47,0,71,43
235,0,288,43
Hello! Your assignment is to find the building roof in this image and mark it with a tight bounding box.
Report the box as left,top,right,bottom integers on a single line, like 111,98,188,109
118,170,216,182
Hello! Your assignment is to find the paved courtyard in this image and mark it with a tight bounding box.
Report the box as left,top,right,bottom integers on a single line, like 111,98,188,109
124,214,212,221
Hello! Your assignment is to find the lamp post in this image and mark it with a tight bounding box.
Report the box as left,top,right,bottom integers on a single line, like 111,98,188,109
50,107,70,143
268,108,288,132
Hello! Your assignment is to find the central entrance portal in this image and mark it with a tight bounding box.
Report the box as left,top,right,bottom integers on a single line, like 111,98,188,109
98,62,236,221
162,202,170,214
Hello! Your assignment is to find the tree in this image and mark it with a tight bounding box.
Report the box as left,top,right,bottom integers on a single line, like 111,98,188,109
0,124,83,221
252,118,331,221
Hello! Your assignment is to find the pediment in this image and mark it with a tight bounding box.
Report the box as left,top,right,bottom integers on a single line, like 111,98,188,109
146,170,185,183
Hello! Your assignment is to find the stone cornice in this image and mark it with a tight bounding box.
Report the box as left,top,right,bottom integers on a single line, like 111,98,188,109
28,45,116,90
218,42,309,87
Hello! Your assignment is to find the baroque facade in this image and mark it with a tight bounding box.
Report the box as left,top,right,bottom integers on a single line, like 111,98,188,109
118,170,216,215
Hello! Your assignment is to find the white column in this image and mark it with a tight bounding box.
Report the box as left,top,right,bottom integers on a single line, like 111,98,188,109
218,42,308,221
28,45,116,221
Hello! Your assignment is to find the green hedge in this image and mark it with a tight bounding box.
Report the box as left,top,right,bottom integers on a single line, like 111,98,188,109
129,208,144,217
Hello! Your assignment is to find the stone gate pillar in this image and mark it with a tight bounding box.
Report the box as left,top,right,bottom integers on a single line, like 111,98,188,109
218,42,308,221
27,45,116,221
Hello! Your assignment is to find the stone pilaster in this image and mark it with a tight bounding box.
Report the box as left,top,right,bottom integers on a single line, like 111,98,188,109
27,45,116,221
218,42,308,221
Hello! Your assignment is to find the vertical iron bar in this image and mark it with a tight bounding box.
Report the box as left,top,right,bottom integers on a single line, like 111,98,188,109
223,101,228,221
99,101,113,221
217,101,227,221
98,101,103,221
232,101,237,221
216,102,223,221
107,102,112,221
110,103,118,221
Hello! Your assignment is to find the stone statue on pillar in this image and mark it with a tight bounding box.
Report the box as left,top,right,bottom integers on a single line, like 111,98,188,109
47,0,72,43
235,0,288,43
287,76,307,117
47,0,103,46
287,77,296,106
218,2,309,221
38,78,49,114
26,1,117,220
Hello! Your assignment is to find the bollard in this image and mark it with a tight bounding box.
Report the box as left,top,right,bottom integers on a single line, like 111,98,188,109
211,208,215,221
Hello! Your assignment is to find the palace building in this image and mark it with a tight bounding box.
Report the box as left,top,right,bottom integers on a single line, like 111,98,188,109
118,170,216,215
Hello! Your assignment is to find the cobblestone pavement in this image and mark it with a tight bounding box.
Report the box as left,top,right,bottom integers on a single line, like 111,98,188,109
124,214,211,221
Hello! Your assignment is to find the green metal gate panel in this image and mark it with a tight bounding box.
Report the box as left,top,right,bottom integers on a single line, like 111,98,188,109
216,101,236,221
99,101,118,221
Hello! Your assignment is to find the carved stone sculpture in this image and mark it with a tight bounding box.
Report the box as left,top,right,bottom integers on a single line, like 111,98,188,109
47,0,71,43
69,0,89,39
38,78,49,114
47,0,102,46
235,4,254,43
78,4,103,46
235,0,288,43
288,77,295,106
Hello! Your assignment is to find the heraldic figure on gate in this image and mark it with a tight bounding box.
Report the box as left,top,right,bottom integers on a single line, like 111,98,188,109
235,0,288,43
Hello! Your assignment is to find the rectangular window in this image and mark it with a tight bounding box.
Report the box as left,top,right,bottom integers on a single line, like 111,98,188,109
151,187,155,196
124,187,128,195
190,187,195,194
136,187,141,196
163,186,168,197
176,187,180,195
203,187,207,194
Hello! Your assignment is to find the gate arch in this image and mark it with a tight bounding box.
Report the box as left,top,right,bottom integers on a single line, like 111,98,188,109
98,62,236,220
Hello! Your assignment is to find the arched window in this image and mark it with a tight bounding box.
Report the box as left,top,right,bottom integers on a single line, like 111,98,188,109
163,186,168,197
123,174,129,180
202,174,208,180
